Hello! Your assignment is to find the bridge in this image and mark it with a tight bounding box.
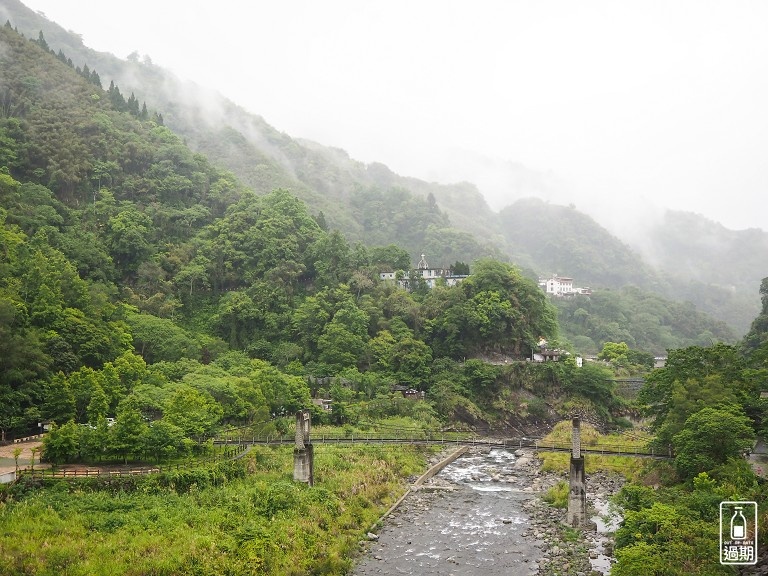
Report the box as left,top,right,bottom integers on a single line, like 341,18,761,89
14,419,669,483
612,377,646,398
214,432,672,460
253,413,666,528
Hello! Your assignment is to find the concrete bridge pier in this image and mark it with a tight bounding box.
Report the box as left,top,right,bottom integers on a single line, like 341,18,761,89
293,409,314,486
566,417,587,527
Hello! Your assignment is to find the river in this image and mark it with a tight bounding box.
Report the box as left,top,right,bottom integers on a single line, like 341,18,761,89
351,448,543,576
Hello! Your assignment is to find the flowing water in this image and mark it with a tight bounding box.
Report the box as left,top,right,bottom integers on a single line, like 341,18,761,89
351,449,541,576
588,495,622,574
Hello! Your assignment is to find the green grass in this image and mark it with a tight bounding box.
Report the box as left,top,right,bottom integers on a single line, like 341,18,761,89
539,451,647,478
0,444,434,575
542,479,569,508
537,420,654,479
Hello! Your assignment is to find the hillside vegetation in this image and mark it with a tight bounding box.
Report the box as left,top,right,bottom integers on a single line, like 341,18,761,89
1,14,768,576
1,444,431,575
1,0,763,337
1,22,564,446
0,18,751,447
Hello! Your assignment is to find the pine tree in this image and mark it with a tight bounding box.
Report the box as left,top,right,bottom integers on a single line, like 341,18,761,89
315,211,328,231
36,31,49,51
127,92,140,116
109,83,126,111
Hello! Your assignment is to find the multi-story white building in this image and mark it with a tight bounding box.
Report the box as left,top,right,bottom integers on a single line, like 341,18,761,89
543,274,574,295
539,274,591,297
379,254,468,290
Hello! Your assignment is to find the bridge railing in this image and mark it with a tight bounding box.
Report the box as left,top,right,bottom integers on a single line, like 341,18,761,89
215,434,669,458
529,439,667,457
215,430,477,445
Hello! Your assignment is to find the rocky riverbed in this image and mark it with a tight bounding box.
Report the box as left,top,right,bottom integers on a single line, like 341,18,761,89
351,447,624,576
523,469,624,576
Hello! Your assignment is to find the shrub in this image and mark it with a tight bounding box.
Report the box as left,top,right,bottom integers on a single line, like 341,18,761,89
542,479,569,508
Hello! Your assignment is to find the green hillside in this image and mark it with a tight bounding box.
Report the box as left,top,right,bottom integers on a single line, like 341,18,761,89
498,198,664,289
2,0,763,339
0,21,564,442
497,198,752,340
645,210,767,332
1,9,767,576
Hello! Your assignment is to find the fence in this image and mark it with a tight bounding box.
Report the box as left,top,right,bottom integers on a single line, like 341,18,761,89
16,445,249,481
10,433,45,444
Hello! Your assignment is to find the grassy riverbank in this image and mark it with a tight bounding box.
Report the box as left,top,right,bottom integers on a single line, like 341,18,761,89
537,420,654,479
0,444,435,575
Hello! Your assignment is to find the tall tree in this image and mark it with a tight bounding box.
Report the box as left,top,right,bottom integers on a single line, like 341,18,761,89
163,385,223,439
673,406,755,479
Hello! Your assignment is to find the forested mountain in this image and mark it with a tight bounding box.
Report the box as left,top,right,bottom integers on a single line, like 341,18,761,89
2,0,763,339
2,10,767,576
0,20,567,442
554,287,734,356
0,0,503,267
645,211,768,288
498,199,762,335
0,13,739,442
498,198,665,290
641,210,768,332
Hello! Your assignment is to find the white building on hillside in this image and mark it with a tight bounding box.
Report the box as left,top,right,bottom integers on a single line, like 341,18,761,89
539,274,591,297
379,254,468,290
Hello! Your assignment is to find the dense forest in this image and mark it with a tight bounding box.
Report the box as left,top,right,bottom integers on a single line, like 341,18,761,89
1,13,768,576
554,286,734,355
0,22,564,449
1,0,765,337
0,19,741,447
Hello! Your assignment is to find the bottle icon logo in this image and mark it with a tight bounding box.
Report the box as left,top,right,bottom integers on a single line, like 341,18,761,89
720,501,758,565
731,507,746,540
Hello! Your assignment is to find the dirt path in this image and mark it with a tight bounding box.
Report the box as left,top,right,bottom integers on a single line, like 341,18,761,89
0,441,44,474
749,437,768,477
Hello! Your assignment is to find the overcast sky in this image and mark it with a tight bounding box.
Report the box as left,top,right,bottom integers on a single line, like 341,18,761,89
20,0,768,232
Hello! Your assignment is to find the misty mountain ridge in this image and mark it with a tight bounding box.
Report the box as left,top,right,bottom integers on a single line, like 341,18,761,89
3,0,765,336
